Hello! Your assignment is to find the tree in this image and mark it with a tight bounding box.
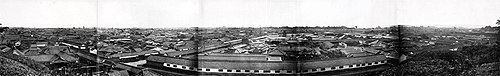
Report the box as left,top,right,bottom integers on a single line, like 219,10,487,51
0,24,8,33
496,20,500,25
496,20,500,46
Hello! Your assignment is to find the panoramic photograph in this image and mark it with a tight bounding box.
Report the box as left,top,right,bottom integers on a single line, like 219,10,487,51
1,0,499,76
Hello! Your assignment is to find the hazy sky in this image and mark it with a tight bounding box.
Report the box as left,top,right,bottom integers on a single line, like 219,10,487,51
1,0,499,28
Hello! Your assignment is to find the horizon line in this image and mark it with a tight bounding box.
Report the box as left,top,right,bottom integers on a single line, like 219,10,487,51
2,25,496,29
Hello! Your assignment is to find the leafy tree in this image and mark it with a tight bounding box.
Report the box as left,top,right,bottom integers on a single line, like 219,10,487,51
496,20,500,46
496,20,500,25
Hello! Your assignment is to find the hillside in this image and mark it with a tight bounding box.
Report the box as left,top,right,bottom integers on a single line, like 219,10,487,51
0,53,51,76
380,45,500,75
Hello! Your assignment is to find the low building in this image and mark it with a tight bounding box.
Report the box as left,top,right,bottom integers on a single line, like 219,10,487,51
23,48,42,56
0,45,10,52
338,47,373,57
107,70,130,76
145,55,388,74
35,42,48,47
142,69,162,76
44,46,71,54
25,55,58,62
56,53,79,62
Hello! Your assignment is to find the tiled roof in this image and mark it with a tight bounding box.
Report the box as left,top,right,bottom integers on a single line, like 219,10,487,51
0,46,10,52
3,35,20,40
268,50,286,56
133,48,142,52
157,49,176,54
29,44,38,48
96,42,110,47
198,55,268,61
99,45,127,52
109,50,157,58
313,47,322,54
23,48,41,56
56,53,78,62
321,42,334,49
338,47,364,54
108,70,129,76
267,56,282,61
301,55,387,69
113,64,142,73
150,47,163,51
35,42,48,47
349,53,372,57
276,47,293,51
0,40,8,44
25,55,57,62
44,46,69,54
147,56,297,70
166,50,197,56
142,69,162,76
12,50,24,55
363,47,381,54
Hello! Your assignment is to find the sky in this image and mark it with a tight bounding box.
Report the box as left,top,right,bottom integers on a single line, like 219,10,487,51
1,0,499,28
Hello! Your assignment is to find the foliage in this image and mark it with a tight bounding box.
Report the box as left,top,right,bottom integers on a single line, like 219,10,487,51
0,53,50,73
0,55,48,76
381,45,500,76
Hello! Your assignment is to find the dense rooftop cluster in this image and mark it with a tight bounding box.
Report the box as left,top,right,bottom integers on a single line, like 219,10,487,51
0,25,497,76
